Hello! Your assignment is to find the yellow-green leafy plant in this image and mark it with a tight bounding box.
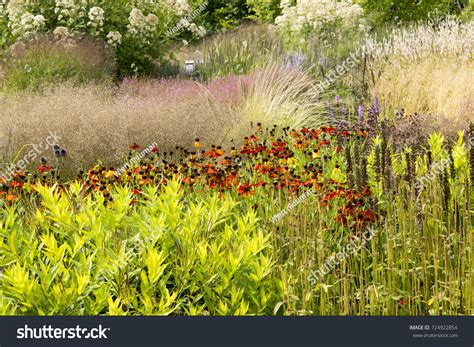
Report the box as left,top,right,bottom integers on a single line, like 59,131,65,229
0,180,282,315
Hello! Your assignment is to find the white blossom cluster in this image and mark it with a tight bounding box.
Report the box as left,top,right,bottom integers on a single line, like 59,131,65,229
106,31,122,46
164,0,192,16
175,18,206,37
55,0,87,25
87,6,105,34
189,22,206,37
6,0,45,38
53,25,71,39
127,8,159,38
1,0,204,49
275,0,366,41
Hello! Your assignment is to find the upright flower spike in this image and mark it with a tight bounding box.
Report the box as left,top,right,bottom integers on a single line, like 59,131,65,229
414,181,424,234
470,122,474,185
449,148,455,182
374,145,381,183
327,103,335,121
442,167,450,211
345,144,353,188
367,104,379,135
405,152,415,184
342,105,347,116
358,104,364,126
373,95,380,114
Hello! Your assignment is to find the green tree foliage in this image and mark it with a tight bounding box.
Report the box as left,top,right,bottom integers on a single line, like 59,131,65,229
360,0,469,24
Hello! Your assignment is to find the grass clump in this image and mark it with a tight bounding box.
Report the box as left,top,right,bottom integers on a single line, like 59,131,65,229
238,65,327,131
0,35,114,93
367,18,474,119
190,24,285,81
373,56,473,120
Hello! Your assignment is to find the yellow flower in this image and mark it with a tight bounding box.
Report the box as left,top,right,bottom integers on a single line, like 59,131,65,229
287,157,297,169
104,170,116,179
194,138,202,149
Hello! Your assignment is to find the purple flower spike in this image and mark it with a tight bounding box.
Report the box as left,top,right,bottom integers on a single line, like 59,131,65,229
358,104,364,125
327,103,335,121
342,105,347,115
298,49,304,61
374,96,380,114
283,50,305,71
335,95,340,106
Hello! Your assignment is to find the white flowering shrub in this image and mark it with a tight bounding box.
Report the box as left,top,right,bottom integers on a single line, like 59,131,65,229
0,0,208,76
275,0,367,47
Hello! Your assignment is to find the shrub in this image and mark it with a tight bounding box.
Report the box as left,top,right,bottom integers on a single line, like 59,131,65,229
0,34,114,93
186,0,282,30
360,0,469,25
274,0,368,49
246,0,282,22
188,0,250,31
0,0,207,76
